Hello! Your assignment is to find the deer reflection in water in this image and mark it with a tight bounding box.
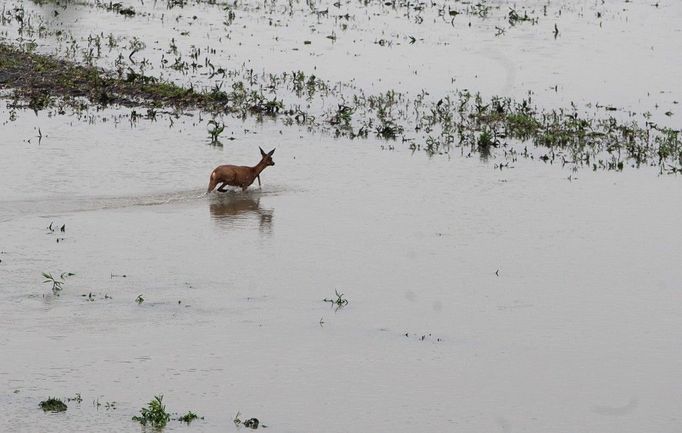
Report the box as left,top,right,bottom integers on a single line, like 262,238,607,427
209,193,273,233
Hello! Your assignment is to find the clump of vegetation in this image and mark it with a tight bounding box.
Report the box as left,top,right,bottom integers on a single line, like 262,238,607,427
39,397,67,412
329,104,354,130
368,90,404,139
477,129,495,148
324,289,349,308
177,411,201,423
468,2,491,18
1,38,679,174
507,7,537,26
505,112,541,140
376,119,403,140
207,119,225,144
103,2,136,16
0,43,214,112
42,272,75,293
66,393,82,403
132,395,170,428
234,411,262,429
656,128,682,171
135,294,144,304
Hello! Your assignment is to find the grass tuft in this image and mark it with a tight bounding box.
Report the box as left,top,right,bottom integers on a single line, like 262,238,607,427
39,397,67,412
132,395,170,428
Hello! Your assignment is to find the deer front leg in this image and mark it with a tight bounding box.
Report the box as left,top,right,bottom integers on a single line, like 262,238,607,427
217,182,229,192
257,175,261,188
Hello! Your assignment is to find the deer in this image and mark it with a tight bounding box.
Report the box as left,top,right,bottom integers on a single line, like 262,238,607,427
207,147,275,193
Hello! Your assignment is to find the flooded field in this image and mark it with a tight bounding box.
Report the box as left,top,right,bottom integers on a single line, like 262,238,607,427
1,0,682,432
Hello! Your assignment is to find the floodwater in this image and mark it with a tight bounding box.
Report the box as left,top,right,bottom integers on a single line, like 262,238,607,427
3,108,682,432
2,0,682,432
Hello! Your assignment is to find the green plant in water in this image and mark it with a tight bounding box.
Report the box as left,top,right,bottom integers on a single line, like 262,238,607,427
132,395,170,428
42,272,75,293
209,82,229,102
177,411,201,423
508,7,535,25
505,112,540,140
330,104,354,129
478,129,495,148
324,289,349,308
207,119,225,144
656,128,681,167
376,119,403,139
135,294,144,304
40,397,67,412
468,2,491,17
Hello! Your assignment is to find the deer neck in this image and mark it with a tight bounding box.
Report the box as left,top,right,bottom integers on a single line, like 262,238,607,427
252,160,268,177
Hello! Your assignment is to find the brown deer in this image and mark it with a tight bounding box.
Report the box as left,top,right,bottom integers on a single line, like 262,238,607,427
207,147,275,193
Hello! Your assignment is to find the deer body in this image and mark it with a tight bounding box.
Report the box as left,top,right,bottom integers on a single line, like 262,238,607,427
207,147,275,193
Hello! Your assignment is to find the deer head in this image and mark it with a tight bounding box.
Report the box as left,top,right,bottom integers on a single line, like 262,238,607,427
259,147,276,166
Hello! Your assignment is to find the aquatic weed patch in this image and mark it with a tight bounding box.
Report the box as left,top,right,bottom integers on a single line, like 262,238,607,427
132,395,205,427
39,397,67,412
177,411,202,423
323,289,349,309
132,395,171,428
414,92,682,172
1,42,680,173
0,44,214,111
42,271,75,294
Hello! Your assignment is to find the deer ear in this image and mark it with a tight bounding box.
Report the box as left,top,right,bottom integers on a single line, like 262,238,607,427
268,148,276,156
259,146,266,156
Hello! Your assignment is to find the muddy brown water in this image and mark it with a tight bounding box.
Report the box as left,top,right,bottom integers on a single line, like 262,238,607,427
2,107,682,432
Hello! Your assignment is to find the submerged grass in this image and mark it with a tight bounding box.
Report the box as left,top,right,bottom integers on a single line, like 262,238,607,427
0,43,225,112
416,92,682,172
1,41,680,173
